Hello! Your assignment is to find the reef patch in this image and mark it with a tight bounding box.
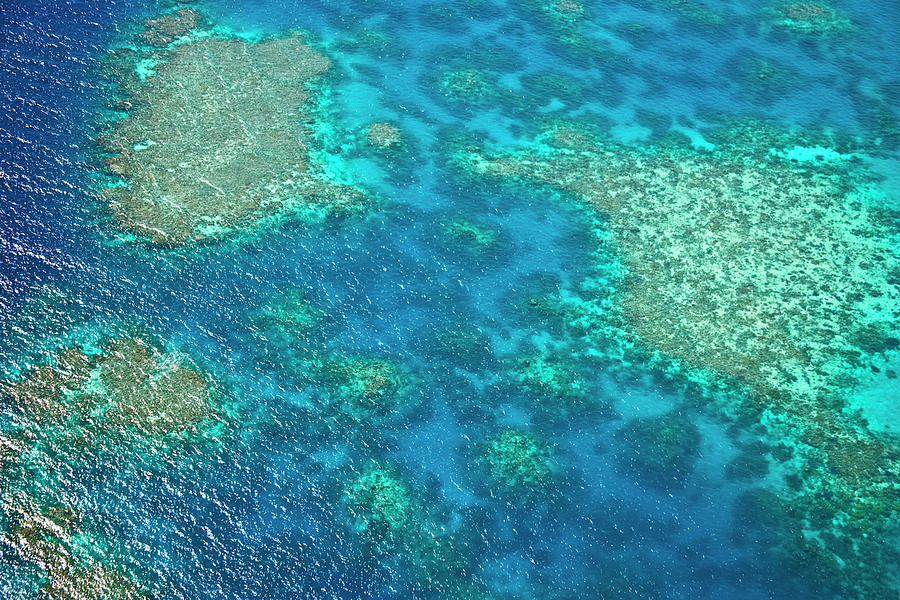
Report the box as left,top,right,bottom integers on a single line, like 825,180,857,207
0,323,229,595
99,16,370,245
456,119,900,598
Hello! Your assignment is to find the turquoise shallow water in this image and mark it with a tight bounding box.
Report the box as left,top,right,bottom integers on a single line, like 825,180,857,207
1,0,900,598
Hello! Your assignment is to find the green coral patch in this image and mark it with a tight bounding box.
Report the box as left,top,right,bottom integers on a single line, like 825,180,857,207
483,429,555,490
322,356,416,421
251,289,323,337
440,68,495,102
767,2,851,36
364,121,404,150
344,462,415,537
441,217,500,251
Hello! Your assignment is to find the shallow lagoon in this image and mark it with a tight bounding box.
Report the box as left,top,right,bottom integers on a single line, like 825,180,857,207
1,0,899,598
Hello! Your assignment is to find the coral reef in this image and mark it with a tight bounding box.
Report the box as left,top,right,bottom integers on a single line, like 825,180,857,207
441,68,494,102
364,121,403,150
428,324,496,370
322,356,416,421
456,119,900,598
3,497,146,599
483,429,555,490
514,352,584,400
546,0,584,20
2,328,222,445
0,325,228,596
441,217,499,251
98,16,370,245
251,289,323,338
745,57,784,85
344,462,415,538
617,413,702,482
767,2,851,35
246,289,331,386
141,9,203,47
459,120,900,417
332,27,400,57
517,0,592,54
510,348,606,418
340,461,469,593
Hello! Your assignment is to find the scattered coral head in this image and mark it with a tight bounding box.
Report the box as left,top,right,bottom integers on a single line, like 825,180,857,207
325,356,414,421
484,429,555,489
365,121,403,149
441,69,493,100
770,2,849,34
551,0,584,16
780,3,832,21
441,217,499,250
253,289,322,335
344,463,415,537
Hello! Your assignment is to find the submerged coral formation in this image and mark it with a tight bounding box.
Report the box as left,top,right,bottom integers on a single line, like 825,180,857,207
251,289,323,337
0,325,227,596
457,119,900,598
340,461,469,593
617,413,701,483
344,462,415,538
429,324,496,370
322,356,415,421
440,68,494,102
364,121,404,150
483,429,555,490
517,0,592,54
514,352,585,401
441,217,499,251
3,497,146,599
509,344,611,418
460,120,900,414
545,0,585,21
98,15,370,245
2,327,222,444
141,9,203,47
767,2,851,35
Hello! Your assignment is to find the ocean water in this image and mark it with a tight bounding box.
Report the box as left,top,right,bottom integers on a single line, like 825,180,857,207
1,0,899,599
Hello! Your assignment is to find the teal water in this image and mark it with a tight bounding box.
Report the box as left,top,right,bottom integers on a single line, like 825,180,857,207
1,0,899,598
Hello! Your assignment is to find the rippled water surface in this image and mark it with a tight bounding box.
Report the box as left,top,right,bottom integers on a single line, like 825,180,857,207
2,0,900,598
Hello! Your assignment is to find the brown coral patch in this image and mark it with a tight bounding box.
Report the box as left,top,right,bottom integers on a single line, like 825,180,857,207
141,9,202,48
365,121,403,149
101,32,369,244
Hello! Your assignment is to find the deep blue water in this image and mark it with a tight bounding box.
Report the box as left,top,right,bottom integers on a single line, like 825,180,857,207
2,0,899,598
